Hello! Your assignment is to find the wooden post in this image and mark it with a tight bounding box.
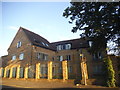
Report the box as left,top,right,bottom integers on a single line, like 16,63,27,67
81,55,88,85
36,63,40,79
4,67,7,78
9,67,13,78
16,65,20,79
24,66,28,79
62,60,68,80
48,61,52,80
0,67,2,77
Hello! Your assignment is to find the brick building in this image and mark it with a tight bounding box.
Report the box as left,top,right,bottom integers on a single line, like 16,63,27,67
0,27,110,85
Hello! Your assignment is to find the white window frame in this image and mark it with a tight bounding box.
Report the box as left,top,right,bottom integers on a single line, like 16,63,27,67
89,41,93,47
59,56,63,61
12,55,16,60
65,44,71,50
17,41,22,48
44,54,48,60
57,45,64,51
19,53,24,60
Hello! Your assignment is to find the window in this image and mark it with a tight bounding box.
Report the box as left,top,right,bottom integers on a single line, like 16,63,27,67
19,53,24,60
57,56,63,61
88,41,93,47
42,42,45,46
17,41,22,48
93,65,102,74
93,52,102,60
37,53,43,59
46,44,49,47
68,66,72,73
57,44,71,51
57,45,63,51
37,52,48,60
43,54,48,60
65,44,71,50
66,55,71,60
12,55,16,60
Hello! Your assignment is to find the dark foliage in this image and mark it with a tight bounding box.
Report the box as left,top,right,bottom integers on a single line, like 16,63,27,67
63,2,120,53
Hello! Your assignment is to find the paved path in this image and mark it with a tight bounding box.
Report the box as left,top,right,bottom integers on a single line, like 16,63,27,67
1,78,119,89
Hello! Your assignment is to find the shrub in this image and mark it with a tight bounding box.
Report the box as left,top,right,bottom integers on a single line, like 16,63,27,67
103,56,116,87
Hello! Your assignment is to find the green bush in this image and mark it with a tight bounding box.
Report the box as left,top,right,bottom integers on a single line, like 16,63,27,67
103,56,116,87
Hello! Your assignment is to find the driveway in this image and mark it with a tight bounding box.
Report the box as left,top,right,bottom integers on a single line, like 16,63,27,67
1,78,119,90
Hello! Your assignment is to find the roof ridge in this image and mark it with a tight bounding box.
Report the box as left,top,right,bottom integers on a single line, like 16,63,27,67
20,27,50,43
50,38,83,44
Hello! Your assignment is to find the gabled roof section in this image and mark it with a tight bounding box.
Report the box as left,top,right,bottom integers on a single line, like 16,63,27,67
20,27,55,51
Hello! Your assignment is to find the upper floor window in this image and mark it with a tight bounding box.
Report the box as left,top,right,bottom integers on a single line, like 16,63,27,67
43,54,48,60
93,52,102,60
88,41,93,47
19,53,24,60
57,44,71,51
57,45,63,51
12,55,16,60
42,42,45,46
65,44,71,50
17,41,22,48
46,43,49,47
57,56,63,61
37,52,48,60
66,55,71,60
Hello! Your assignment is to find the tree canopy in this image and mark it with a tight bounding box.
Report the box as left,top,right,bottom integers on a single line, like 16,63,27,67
63,2,120,54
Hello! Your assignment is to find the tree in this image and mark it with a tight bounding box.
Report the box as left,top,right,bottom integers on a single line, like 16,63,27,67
63,2,120,87
63,2,120,54
103,56,116,87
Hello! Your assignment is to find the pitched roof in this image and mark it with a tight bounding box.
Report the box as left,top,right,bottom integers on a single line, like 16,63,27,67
50,38,88,50
21,27,56,51
20,27,89,51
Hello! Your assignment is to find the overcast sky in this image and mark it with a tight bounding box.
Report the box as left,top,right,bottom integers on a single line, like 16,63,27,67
1,2,82,57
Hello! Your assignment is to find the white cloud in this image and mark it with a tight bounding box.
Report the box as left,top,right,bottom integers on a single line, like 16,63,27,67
8,26,19,31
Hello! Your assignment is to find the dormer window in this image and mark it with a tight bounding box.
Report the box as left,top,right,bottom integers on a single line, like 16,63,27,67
57,45,63,51
57,44,71,51
42,42,45,46
88,41,93,47
65,44,71,50
46,44,49,47
17,41,22,48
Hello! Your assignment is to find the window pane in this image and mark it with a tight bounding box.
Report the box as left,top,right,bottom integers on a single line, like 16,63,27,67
65,44,71,50
12,55,16,60
60,56,63,61
19,53,24,60
89,41,93,47
44,54,48,60
17,41,22,48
